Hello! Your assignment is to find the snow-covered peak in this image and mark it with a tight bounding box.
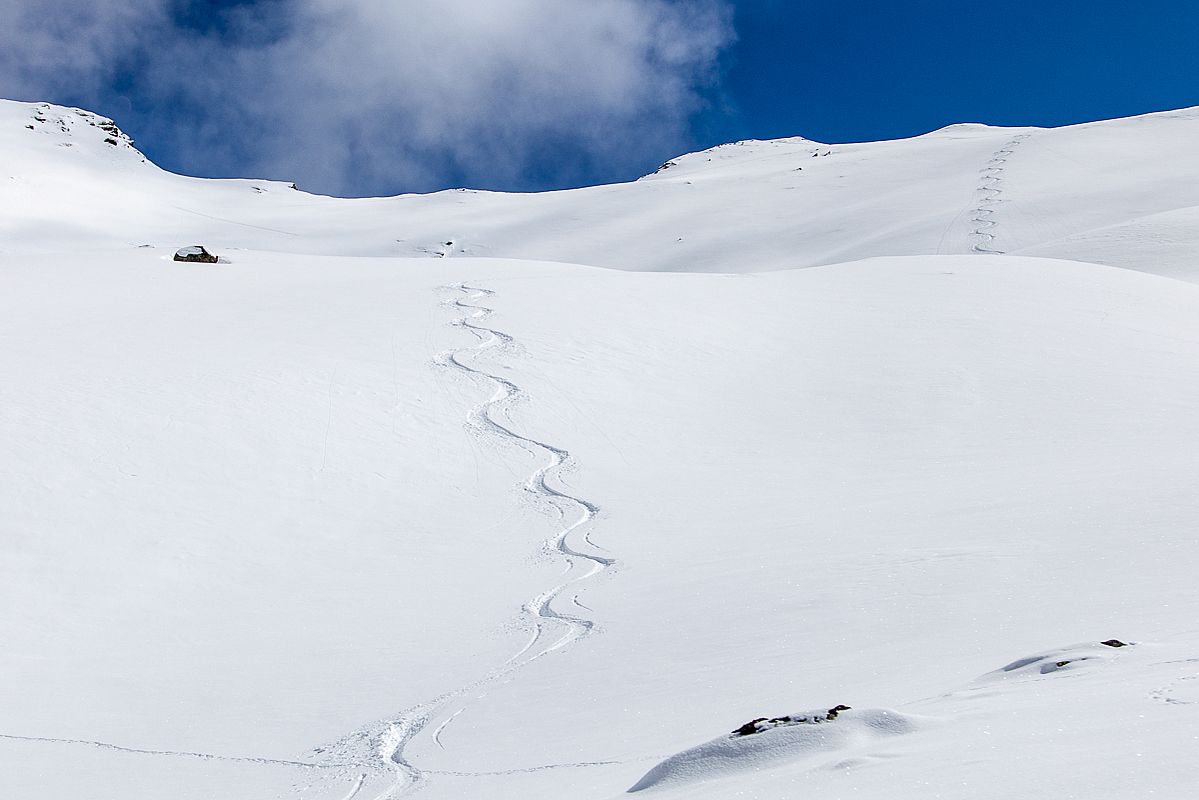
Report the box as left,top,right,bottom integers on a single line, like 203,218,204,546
639,135,817,180
3,99,143,159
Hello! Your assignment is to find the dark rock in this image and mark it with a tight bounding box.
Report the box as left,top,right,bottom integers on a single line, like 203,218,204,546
732,717,768,737
1100,639,1128,648
104,138,119,146
1055,660,1072,668
732,705,852,737
174,246,218,264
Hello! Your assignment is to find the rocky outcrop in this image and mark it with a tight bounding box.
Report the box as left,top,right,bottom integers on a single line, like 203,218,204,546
732,705,852,737
174,246,218,263
24,103,137,149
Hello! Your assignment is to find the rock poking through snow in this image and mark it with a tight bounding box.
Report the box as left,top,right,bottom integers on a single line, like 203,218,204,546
629,708,920,793
732,705,853,737
981,640,1136,681
174,246,218,263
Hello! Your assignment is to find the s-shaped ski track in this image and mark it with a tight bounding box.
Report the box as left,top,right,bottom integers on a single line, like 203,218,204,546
317,283,616,798
970,133,1030,254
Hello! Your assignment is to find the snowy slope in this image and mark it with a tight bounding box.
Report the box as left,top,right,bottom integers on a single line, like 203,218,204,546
3,99,1199,278
4,100,1199,800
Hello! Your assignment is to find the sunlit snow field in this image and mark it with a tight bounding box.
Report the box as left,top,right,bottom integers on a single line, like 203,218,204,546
3,99,1199,798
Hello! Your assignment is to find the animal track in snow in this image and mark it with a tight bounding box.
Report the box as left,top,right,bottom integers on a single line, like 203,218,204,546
1149,674,1199,706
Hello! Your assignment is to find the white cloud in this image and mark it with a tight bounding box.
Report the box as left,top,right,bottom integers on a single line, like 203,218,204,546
0,0,170,97
0,0,734,195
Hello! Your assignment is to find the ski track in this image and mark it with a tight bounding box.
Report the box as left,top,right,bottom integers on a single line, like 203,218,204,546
970,134,1029,254
0,283,619,799
431,709,465,751
339,773,369,800
314,283,618,798
0,732,341,770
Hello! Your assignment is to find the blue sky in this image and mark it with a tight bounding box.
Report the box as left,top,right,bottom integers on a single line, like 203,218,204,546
716,0,1199,145
2,1,1197,196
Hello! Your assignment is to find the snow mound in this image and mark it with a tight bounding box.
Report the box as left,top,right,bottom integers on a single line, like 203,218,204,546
980,640,1134,681
627,708,922,793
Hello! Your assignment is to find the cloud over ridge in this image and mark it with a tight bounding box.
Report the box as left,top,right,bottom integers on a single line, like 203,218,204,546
0,0,734,195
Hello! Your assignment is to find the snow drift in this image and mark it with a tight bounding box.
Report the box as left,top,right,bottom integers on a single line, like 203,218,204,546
628,708,923,793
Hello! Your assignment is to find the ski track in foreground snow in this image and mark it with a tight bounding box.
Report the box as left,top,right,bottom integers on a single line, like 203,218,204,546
314,284,618,799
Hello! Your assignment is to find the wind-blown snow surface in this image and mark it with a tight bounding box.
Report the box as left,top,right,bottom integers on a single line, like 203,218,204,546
3,100,1199,799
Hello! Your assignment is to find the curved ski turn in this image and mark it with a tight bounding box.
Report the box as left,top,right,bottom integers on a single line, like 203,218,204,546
316,284,616,798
